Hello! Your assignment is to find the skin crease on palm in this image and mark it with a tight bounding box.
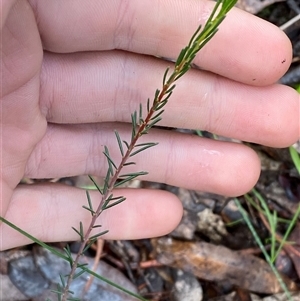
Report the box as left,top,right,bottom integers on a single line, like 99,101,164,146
0,0,299,250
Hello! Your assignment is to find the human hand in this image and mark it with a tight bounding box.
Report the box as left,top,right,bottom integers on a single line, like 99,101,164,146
1,0,299,250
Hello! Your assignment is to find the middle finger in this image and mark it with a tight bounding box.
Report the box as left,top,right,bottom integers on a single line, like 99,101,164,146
40,51,299,147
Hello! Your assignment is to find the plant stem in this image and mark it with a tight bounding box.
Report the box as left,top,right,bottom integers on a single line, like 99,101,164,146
61,0,237,299
61,61,181,301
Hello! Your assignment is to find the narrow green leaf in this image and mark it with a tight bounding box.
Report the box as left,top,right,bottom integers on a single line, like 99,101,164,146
79,222,83,238
102,197,126,210
92,224,103,229
270,211,277,262
59,274,66,287
158,92,172,105
132,110,137,126
119,171,148,177
82,205,96,216
174,65,191,80
153,99,168,111
131,126,136,142
131,143,158,156
101,193,114,209
82,239,97,253
234,198,293,300
154,88,160,100
63,245,73,266
195,130,203,137
274,204,300,261
162,67,169,85
64,243,71,253
71,222,84,242
88,175,103,195
102,198,110,210
113,174,147,187
187,24,202,48
206,0,222,24
123,161,136,166
139,103,143,124
131,111,137,141
142,118,162,132
113,177,134,187
222,0,237,13
140,128,150,135
86,190,94,212
102,198,126,210
175,47,188,67
101,193,118,210
135,142,157,147
198,28,219,50
103,146,113,175
123,140,130,150
114,130,124,157
106,196,125,210
73,269,86,280
103,146,117,171
71,227,81,238
165,84,176,94
105,193,114,201
150,109,164,121
289,146,300,174
89,230,109,240
77,263,89,269
103,168,111,195
165,89,174,101
50,286,64,297
147,98,150,113
106,194,126,201
82,267,150,301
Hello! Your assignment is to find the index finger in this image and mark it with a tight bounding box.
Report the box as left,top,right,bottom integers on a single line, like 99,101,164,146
29,0,292,85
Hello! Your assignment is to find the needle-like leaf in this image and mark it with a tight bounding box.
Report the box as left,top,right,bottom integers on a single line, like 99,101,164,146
130,143,158,157
114,130,124,157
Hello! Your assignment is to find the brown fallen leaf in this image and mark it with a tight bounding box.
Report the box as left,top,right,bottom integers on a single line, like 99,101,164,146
153,238,297,294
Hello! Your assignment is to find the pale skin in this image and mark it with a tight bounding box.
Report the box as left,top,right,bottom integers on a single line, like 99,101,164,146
1,0,299,250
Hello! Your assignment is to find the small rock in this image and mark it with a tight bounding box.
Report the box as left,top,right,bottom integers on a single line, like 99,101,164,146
197,208,228,243
172,269,203,301
140,268,164,295
6,246,139,301
221,199,243,223
8,254,50,297
171,210,197,240
0,274,28,301
33,246,138,301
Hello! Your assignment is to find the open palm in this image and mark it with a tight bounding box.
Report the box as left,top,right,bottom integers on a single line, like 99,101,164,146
1,0,299,250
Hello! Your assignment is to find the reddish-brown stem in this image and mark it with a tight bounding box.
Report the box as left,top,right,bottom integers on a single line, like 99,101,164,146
61,71,178,301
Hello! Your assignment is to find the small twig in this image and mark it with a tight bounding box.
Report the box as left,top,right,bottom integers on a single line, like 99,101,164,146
280,13,300,31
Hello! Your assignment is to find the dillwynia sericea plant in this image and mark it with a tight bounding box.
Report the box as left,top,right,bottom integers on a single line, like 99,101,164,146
0,0,237,300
